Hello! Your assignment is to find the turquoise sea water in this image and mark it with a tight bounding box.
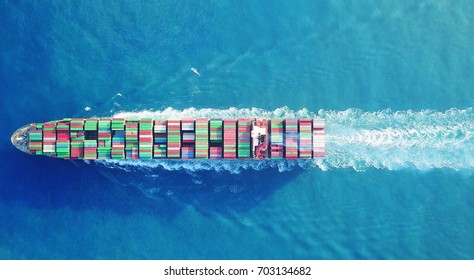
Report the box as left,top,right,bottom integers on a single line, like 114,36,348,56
0,1,473,259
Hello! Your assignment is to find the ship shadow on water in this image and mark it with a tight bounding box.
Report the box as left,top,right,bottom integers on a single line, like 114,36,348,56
126,167,303,215
2,147,304,220
97,163,305,217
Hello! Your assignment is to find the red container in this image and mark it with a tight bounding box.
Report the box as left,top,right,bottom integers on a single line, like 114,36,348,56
57,131,70,141
223,119,237,158
210,147,222,159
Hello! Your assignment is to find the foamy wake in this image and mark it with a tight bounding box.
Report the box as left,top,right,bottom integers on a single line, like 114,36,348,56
95,107,473,172
322,108,473,171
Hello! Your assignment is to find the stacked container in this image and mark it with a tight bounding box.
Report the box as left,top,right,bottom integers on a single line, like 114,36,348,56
84,119,98,159
84,118,98,131
181,119,195,131
28,123,43,155
270,119,284,159
180,147,193,159
285,119,298,159
210,119,223,143
223,119,237,158
70,119,84,159
210,147,222,159
181,119,195,159
195,118,209,159
112,118,125,131
56,120,70,159
167,120,181,158
237,118,251,158
97,119,112,159
71,118,84,130
125,120,139,159
210,119,223,159
313,119,326,158
111,118,125,159
42,121,57,156
298,119,312,159
84,140,97,160
153,120,167,158
139,118,153,160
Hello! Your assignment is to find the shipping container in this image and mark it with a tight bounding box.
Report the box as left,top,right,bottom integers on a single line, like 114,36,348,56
210,119,223,142
313,119,325,158
56,120,70,158
210,147,222,159
153,120,167,158
42,122,57,155
270,119,284,159
181,119,195,131
223,119,237,158
298,119,312,159
125,120,138,159
285,119,298,159
238,118,251,158
28,124,43,155
195,118,209,159
167,120,181,158
111,118,125,130
97,119,111,159
181,146,195,159
139,118,153,160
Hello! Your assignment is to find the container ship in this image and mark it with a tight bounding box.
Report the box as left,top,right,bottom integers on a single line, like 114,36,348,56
11,118,325,160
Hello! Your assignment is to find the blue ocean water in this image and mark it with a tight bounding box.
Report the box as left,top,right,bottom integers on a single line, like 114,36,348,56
0,0,473,259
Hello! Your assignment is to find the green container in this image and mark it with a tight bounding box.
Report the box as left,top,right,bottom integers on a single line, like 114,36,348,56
85,120,98,131
112,120,125,130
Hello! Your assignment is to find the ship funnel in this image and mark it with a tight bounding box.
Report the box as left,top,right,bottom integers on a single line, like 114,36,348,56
11,124,33,154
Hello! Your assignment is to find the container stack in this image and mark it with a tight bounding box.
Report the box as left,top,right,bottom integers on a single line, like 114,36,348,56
70,119,84,159
210,119,223,159
298,119,312,159
223,119,237,158
42,121,57,156
312,119,326,158
84,140,97,160
195,118,209,159
139,118,153,160
181,119,195,132
210,147,222,159
167,120,181,158
237,119,251,158
285,119,298,159
84,118,98,131
28,124,43,155
180,146,193,159
111,118,125,131
70,133,84,159
97,119,112,159
56,120,70,159
84,119,98,159
153,120,167,158
181,119,195,159
71,118,85,131
210,119,223,143
111,118,125,159
125,120,139,159
270,119,284,159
